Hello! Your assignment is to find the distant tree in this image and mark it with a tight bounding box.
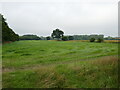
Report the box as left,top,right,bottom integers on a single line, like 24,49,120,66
62,36,68,41
97,38,104,43
46,36,51,40
51,29,64,40
90,38,95,42
104,36,113,40
19,34,41,40
68,36,74,40
72,34,104,40
40,36,46,40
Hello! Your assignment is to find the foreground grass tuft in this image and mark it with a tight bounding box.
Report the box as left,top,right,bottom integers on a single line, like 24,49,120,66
3,56,118,88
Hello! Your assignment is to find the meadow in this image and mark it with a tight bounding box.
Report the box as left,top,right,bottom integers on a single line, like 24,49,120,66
2,40,118,88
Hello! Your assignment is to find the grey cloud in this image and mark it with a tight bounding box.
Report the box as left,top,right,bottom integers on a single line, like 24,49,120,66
1,0,118,37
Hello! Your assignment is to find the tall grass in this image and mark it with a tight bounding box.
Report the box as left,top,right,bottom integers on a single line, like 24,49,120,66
2,40,118,88
3,56,118,88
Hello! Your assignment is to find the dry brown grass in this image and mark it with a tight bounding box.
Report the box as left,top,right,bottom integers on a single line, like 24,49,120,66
104,40,120,43
49,40,120,43
68,40,89,42
91,56,118,65
34,66,66,88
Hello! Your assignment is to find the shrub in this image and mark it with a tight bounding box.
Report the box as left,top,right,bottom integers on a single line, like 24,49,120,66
90,38,95,42
97,38,104,43
68,36,74,40
62,36,68,41
46,36,51,40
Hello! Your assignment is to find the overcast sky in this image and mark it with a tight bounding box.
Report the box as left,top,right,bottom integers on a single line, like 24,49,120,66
0,0,119,37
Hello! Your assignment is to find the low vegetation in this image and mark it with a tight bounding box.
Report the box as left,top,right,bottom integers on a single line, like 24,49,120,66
97,38,104,43
90,38,95,42
2,40,118,88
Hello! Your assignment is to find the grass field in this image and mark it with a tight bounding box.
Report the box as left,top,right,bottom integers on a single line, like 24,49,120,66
2,40,118,88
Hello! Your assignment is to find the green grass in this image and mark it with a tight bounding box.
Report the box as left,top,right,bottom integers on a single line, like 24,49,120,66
2,40,118,88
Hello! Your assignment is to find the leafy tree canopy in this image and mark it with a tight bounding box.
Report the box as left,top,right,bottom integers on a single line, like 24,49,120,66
1,14,19,43
51,29,64,40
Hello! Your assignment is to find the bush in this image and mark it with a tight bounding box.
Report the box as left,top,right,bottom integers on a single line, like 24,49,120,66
68,36,74,40
62,36,68,41
46,36,51,40
90,38,95,42
97,38,104,43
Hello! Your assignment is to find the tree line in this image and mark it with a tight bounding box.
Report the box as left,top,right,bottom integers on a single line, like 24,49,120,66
20,29,104,41
19,35,41,40
1,14,118,43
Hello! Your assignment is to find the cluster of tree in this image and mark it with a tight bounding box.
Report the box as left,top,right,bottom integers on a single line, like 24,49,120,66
46,35,74,41
104,36,120,40
19,29,105,42
49,29,105,41
50,29,73,41
46,36,51,40
19,35,54,41
73,34,104,40
61,36,74,41
19,34,41,40
90,38,104,43
50,29,104,41
1,14,19,43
